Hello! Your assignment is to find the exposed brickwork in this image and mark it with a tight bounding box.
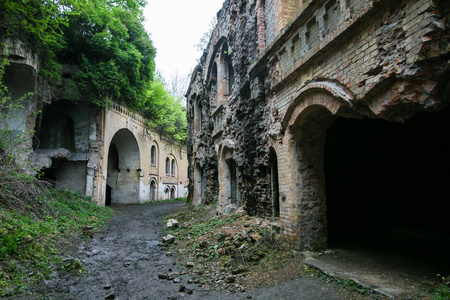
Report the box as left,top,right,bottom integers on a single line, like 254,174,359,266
187,0,450,249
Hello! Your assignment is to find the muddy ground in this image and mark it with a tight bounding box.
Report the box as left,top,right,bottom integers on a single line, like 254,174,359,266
13,201,351,300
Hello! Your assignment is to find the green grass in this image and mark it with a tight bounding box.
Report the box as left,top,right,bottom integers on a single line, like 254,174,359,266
0,187,113,297
311,268,382,298
432,284,450,300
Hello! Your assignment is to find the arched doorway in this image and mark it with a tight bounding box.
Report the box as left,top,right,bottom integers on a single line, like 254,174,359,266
324,107,450,264
219,146,240,213
287,104,334,249
194,163,205,205
150,179,157,202
106,128,140,204
170,186,176,199
164,186,170,200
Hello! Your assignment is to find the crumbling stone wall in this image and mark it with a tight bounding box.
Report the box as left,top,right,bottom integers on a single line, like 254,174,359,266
187,0,450,249
187,0,275,216
1,39,189,206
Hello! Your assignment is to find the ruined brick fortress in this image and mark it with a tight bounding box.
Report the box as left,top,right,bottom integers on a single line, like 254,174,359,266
1,39,188,206
187,0,450,250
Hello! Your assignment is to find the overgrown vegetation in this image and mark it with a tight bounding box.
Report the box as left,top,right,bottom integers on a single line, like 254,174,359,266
0,188,112,297
0,55,112,297
141,73,187,143
432,275,450,300
0,0,187,144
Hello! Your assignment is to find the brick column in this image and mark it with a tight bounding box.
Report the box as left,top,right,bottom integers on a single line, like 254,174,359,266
256,0,266,52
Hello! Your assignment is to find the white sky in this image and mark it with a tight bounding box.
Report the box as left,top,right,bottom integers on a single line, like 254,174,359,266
143,0,224,80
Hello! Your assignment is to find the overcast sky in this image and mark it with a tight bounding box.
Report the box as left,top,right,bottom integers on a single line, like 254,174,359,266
143,0,225,81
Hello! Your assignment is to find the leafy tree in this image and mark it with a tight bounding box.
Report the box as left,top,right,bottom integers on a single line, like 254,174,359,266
1,0,155,108
195,16,217,60
1,0,186,144
59,0,155,108
141,73,187,144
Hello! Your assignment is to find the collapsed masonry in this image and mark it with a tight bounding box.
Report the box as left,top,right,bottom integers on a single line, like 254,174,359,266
186,0,450,257
1,39,188,205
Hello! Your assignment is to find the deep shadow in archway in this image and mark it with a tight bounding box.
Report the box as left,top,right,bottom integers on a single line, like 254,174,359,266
106,129,140,204
324,107,450,270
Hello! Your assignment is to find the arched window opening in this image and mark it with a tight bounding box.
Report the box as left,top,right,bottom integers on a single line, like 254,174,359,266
165,157,170,175
227,159,238,205
211,63,218,107
196,101,203,132
150,145,156,166
171,159,175,177
164,187,170,200
222,43,234,96
227,59,235,95
33,103,76,152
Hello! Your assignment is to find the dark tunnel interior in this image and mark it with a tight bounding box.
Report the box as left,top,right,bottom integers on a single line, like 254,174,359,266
324,106,450,268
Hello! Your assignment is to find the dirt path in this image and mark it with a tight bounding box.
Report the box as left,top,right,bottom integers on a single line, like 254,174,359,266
21,202,346,300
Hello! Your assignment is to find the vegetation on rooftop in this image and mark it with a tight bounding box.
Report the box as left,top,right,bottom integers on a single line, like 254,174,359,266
0,0,187,144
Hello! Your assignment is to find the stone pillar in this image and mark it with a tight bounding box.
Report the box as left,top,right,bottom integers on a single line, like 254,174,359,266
256,0,267,52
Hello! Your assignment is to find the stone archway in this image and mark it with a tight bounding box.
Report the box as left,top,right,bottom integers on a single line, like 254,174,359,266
286,104,336,249
149,178,157,202
193,162,205,205
106,128,140,204
170,186,176,199
283,86,450,258
218,145,240,214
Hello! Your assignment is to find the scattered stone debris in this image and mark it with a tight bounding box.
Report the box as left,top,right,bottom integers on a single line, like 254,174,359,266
162,234,176,244
104,291,115,299
103,283,111,290
83,226,94,237
166,219,179,228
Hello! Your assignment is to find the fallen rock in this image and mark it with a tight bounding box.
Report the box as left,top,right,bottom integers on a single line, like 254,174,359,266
105,291,116,299
173,278,181,283
249,233,262,242
103,283,111,290
186,261,194,268
167,219,179,228
83,226,94,237
162,234,176,244
186,288,193,295
158,273,167,280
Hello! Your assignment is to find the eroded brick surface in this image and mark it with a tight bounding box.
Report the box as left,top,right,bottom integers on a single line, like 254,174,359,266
186,0,450,249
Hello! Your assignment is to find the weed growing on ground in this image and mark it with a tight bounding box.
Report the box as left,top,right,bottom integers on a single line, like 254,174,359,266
0,51,113,297
432,274,450,300
0,188,113,297
310,268,383,298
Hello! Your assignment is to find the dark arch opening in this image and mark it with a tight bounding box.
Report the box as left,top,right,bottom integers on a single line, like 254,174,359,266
324,106,450,268
151,145,156,165
33,101,76,152
171,187,176,199
106,129,140,204
150,180,157,202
